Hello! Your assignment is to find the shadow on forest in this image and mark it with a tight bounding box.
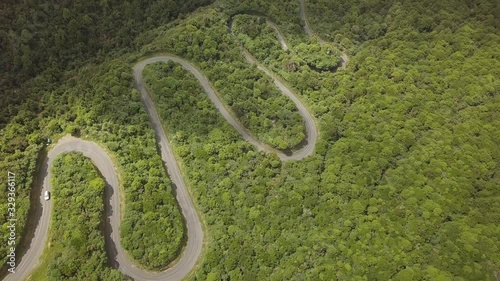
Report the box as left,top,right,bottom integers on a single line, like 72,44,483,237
149,125,189,269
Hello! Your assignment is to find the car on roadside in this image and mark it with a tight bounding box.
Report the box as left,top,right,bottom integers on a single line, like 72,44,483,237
44,191,50,201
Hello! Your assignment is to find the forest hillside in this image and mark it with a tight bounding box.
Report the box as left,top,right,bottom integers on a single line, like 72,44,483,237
1,0,499,280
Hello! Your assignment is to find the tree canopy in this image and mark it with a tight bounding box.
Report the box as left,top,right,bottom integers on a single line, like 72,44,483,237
0,0,499,280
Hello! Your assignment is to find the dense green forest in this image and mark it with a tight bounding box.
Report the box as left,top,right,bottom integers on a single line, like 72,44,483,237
1,0,499,280
307,0,500,44
29,153,126,281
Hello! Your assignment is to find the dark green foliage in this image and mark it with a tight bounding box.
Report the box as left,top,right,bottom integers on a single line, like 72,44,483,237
33,153,126,280
0,0,213,86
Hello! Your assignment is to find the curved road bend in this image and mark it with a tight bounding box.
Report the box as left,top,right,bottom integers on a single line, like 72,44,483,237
299,0,349,67
6,135,203,281
134,56,317,161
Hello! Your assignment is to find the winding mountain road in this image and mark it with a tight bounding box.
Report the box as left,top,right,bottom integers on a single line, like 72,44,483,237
228,15,317,160
7,4,334,281
6,134,203,281
135,55,317,161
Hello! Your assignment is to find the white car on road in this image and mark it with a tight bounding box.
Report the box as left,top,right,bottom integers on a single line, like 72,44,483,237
44,191,50,201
